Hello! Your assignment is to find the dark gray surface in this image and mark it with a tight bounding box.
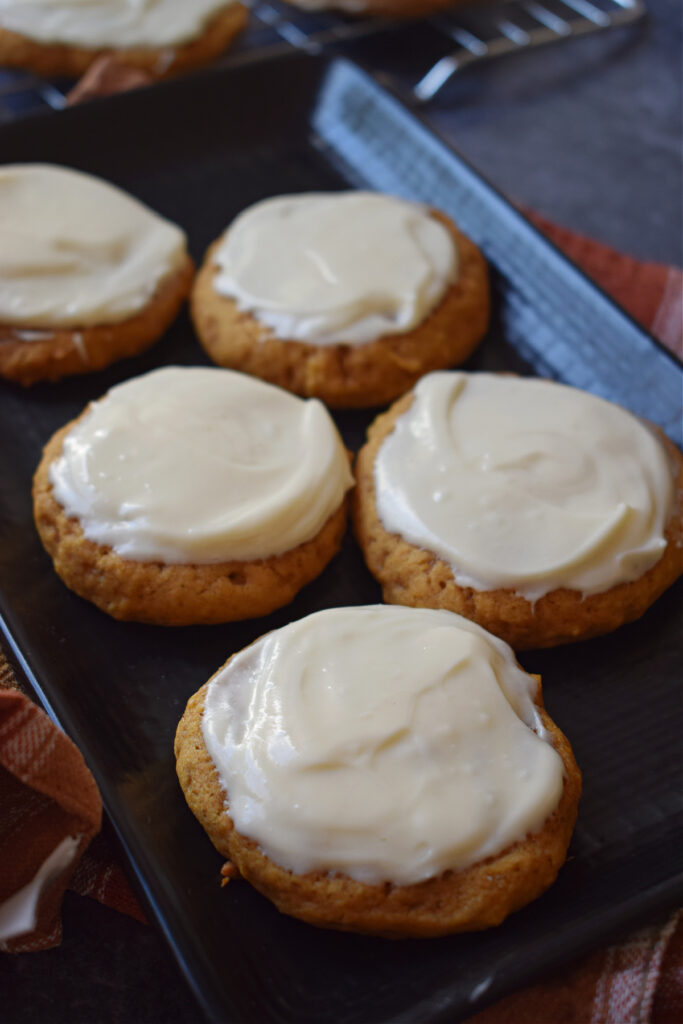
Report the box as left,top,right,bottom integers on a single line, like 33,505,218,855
425,0,682,265
1,891,201,1024
1,3,681,1022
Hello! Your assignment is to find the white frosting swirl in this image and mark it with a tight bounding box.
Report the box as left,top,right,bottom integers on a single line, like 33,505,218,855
212,192,457,345
375,372,674,600
0,0,234,49
202,605,565,886
0,164,187,329
49,366,353,564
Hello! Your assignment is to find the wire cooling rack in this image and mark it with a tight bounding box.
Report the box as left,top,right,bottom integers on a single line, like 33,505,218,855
0,0,646,121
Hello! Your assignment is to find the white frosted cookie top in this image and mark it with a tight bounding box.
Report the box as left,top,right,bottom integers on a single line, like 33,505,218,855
0,164,187,329
202,605,565,886
49,366,353,564
375,372,674,601
212,192,458,345
0,0,234,50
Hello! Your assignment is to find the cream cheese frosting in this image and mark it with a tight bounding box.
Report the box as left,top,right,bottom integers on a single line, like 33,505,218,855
202,605,565,886
211,192,458,345
49,366,353,564
374,372,674,601
0,0,234,50
0,164,187,329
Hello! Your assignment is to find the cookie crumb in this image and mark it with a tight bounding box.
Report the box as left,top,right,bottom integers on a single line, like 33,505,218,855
221,861,239,885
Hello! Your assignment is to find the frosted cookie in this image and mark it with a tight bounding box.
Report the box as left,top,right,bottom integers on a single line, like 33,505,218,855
175,605,581,937
0,1,247,79
354,372,683,650
0,164,194,386
33,366,353,624
191,192,489,408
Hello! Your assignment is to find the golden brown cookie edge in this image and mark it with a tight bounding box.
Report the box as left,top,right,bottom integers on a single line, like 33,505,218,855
0,4,248,79
0,254,195,386
32,416,350,625
190,210,490,409
352,388,683,650
174,664,581,938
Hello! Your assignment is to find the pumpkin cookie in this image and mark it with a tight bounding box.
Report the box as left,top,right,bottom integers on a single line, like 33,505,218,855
0,1,247,79
191,192,489,408
0,164,194,386
33,366,353,624
175,605,581,937
353,372,683,649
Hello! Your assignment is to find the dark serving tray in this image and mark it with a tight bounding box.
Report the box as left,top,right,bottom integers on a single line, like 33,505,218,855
0,51,681,1024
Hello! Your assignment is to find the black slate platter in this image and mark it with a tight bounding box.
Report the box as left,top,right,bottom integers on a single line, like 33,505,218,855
0,51,681,1024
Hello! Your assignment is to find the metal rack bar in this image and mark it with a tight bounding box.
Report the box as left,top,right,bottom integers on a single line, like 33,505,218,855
413,0,646,101
0,0,647,122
